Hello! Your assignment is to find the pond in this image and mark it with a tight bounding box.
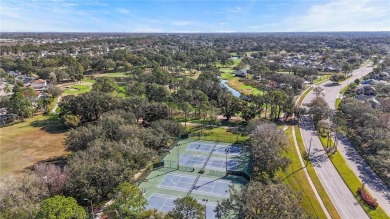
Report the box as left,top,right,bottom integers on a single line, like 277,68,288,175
220,79,241,97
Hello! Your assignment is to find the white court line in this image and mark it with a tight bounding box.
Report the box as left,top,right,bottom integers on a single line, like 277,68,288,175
159,197,170,211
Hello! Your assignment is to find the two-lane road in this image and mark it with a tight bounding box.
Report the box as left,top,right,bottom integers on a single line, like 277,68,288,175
309,63,390,216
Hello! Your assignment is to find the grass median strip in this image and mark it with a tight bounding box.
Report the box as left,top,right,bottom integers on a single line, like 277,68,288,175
318,136,389,219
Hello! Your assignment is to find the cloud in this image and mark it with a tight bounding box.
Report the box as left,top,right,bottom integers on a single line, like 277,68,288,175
171,21,192,26
283,0,390,31
117,8,130,14
229,7,242,13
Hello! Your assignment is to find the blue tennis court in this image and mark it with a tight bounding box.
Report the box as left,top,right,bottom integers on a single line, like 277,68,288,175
179,154,207,168
158,173,230,197
179,154,238,171
146,194,218,219
187,142,242,155
188,142,215,152
214,145,242,155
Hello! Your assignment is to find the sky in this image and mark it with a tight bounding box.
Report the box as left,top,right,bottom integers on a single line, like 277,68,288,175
1,0,389,32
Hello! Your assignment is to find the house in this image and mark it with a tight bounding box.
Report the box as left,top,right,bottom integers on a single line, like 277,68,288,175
7,71,21,78
357,85,377,96
324,66,340,72
235,67,250,77
30,79,48,91
370,97,381,108
15,75,34,85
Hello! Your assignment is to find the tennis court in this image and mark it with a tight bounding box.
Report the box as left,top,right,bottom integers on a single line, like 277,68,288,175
158,173,230,197
147,193,218,219
187,142,242,155
140,140,251,219
179,154,238,171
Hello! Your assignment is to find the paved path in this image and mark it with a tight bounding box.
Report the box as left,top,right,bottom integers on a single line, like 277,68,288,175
309,63,390,216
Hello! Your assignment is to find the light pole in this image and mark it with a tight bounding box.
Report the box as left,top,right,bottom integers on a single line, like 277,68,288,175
225,148,230,175
176,143,180,169
84,198,93,218
202,199,208,219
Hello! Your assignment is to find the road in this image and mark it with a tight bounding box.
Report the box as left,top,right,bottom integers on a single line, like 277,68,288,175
307,62,390,216
299,63,381,219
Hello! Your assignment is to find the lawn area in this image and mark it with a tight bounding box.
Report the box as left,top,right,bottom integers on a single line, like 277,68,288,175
189,126,248,144
278,127,328,219
340,84,350,94
227,77,262,95
62,84,92,95
295,127,341,219
82,78,96,83
318,136,389,219
221,72,234,80
335,98,341,109
0,115,68,178
314,75,331,84
93,72,129,77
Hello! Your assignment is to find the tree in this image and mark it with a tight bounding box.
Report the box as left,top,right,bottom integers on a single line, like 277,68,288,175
36,195,87,219
47,86,62,98
313,86,324,97
34,163,69,196
59,92,118,123
143,102,169,123
8,92,34,119
145,84,170,102
180,102,193,126
167,196,205,219
105,182,147,219
241,105,256,122
92,77,119,93
249,121,290,179
126,82,145,96
0,174,49,219
330,73,345,84
219,94,241,121
63,114,81,128
309,97,331,125
216,181,307,219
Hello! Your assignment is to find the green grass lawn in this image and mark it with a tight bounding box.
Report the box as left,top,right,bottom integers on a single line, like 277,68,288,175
278,127,328,219
82,78,96,83
0,115,68,178
335,98,341,109
189,127,248,144
221,72,234,80
314,75,331,84
318,136,389,219
94,72,129,77
340,84,350,94
227,78,263,95
62,84,92,95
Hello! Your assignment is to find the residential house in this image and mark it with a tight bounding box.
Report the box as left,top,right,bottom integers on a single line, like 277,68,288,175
357,85,377,96
30,79,48,91
235,67,250,77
